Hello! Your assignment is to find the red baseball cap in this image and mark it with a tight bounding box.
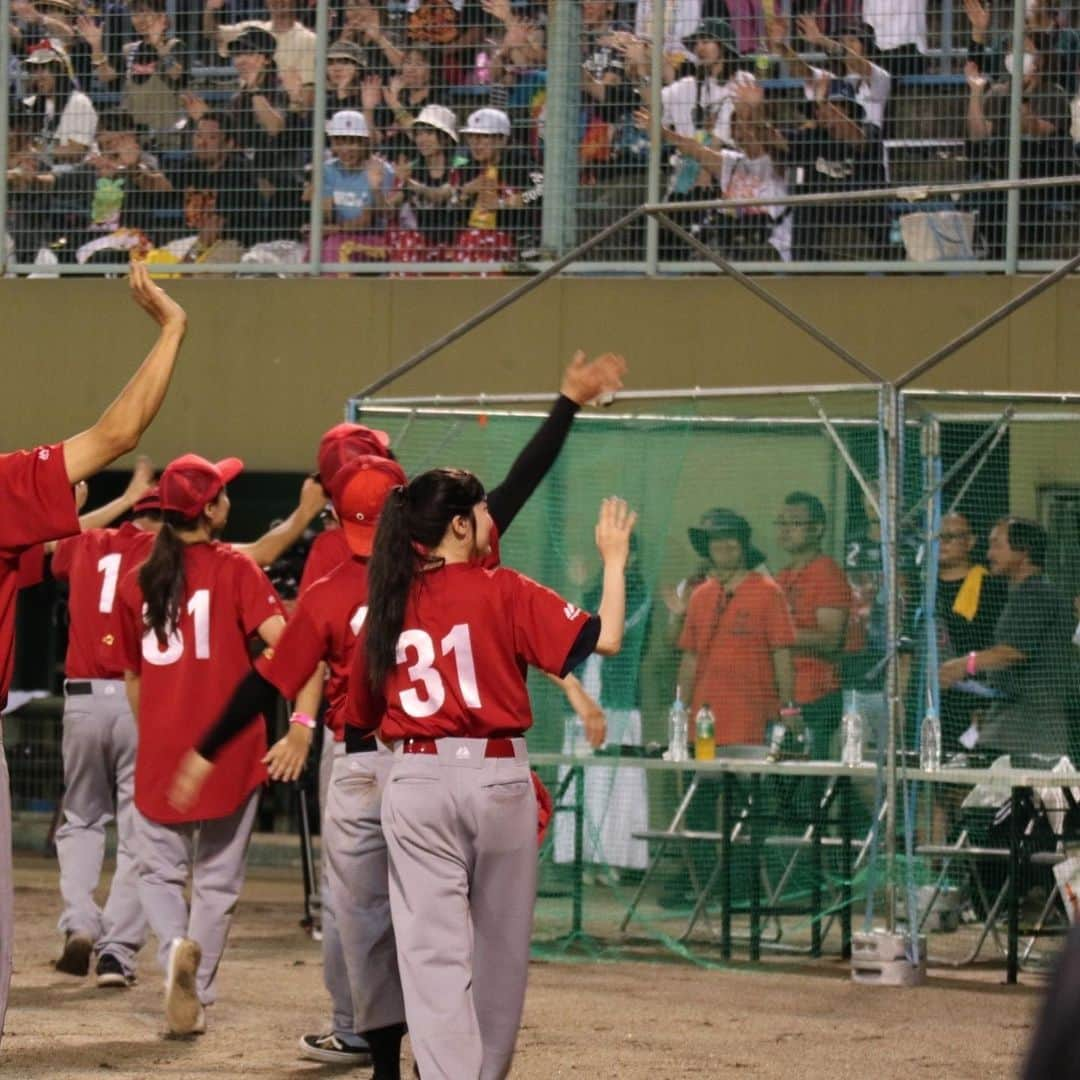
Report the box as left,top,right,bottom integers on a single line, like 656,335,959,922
132,485,162,517
159,454,244,519
317,423,391,489
329,454,407,557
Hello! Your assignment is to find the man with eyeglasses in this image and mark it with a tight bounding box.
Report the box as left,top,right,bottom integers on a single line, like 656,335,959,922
775,492,852,759
933,511,1006,753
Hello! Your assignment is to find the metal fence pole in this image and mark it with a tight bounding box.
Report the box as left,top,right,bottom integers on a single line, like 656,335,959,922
644,0,664,275
540,0,579,256
1004,0,1026,274
883,384,902,934
1,0,11,276
308,0,330,277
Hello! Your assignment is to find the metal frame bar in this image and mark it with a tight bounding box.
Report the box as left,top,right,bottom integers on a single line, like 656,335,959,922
895,249,1080,388
355,207,643,399
809,395,881,519
947,418,1013,516
899,407,1014,528
352,384,877,408
353,405,885,428
653,213,887,384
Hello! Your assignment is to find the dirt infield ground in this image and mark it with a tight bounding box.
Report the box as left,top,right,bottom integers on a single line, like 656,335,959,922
3,853,1043,1079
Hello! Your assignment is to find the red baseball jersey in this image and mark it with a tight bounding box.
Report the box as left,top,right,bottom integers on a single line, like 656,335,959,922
362,562,590,741
52,523,155,680
0,444,80,706
775,554,853,705
256,557,370,740
299,527,351,597
117,540,285,824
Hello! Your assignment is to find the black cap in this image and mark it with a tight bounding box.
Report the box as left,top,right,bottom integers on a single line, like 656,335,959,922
688,507,765,567
683,17,737,56
228,27,278,57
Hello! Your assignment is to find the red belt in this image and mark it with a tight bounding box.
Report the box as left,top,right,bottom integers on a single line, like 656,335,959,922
401,736,517,759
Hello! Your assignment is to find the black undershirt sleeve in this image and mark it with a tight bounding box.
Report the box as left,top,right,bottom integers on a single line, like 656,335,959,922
560,615,601,677
197,668,281,761
487,394,580,536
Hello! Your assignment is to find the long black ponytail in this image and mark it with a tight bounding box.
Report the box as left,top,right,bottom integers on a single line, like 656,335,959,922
366,468,486,691
138,510,198,647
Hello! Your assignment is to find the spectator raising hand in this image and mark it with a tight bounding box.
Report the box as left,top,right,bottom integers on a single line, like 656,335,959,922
963,0,991,44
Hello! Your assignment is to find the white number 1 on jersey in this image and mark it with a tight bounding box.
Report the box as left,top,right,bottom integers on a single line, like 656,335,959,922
397,623,482,719
97,553,123,614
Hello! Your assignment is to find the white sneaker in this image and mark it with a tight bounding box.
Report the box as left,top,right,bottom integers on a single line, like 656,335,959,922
164,937,202,1036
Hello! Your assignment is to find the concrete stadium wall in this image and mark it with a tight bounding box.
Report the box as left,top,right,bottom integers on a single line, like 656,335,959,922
2,274,1079,470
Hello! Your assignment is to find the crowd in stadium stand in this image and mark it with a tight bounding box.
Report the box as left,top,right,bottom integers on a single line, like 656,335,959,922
4,0,1079,268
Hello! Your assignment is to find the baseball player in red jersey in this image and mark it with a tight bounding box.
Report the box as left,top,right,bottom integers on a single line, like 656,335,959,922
50,483,163,987
168,351,625,1072
0,262,186,1043
47,468,324,991
116,454,286,1036
359,471,635,1080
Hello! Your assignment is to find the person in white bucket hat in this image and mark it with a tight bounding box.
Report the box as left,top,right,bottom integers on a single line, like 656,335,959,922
306,109,394,263
386,103,460,257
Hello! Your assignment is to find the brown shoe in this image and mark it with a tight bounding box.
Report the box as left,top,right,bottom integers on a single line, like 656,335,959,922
164,937,202,1035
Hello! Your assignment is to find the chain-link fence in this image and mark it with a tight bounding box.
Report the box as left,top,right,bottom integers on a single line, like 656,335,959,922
326,387,1080,970
3,0,1078,275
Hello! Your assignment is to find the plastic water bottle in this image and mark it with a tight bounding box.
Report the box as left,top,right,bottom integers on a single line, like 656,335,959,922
841,691,864,767
694,704,716,762
667,689,689,763
920,710,942,772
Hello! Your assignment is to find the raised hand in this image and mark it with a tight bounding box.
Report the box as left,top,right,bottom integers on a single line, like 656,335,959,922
963,0,990,37
595,496,637,565
361,73,383,112
129,259,187,329
560,349,627,406
124,455,156,504
76,13,103,47
796,13,824,45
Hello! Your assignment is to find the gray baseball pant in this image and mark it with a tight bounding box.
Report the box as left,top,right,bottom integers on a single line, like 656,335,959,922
382,738,537,1080
323,741,404,1034
0,730,12,1044
318,734,353,1037
55,681,145,976
132,791,258,1006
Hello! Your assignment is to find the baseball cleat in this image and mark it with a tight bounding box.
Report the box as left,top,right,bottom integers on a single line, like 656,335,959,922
95,953,135,988
164,937,202,1035
55,932,93,977
298,1032,373,1065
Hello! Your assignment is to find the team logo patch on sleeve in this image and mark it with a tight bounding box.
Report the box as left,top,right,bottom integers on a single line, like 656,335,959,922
563,603,581,621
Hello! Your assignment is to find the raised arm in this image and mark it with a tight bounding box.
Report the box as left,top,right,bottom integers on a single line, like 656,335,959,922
76,456,156,533
63,262,186,485
594,497,636,656
486,351,626,535
232,476,327,567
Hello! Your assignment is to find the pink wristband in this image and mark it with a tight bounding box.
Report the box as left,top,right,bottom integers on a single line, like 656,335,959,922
965,651,978,677
779,706,802,718
289,712,316,730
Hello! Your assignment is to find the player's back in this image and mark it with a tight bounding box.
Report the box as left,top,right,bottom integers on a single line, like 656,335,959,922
380,563,588,742
118,540,284,823
53,523,155,679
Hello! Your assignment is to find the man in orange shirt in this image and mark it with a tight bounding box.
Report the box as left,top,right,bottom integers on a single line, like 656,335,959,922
775,492,852,760
677,508,796,747
663,508,795,908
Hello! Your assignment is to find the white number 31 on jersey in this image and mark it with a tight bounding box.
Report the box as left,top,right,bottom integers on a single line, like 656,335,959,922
142,589,211,665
